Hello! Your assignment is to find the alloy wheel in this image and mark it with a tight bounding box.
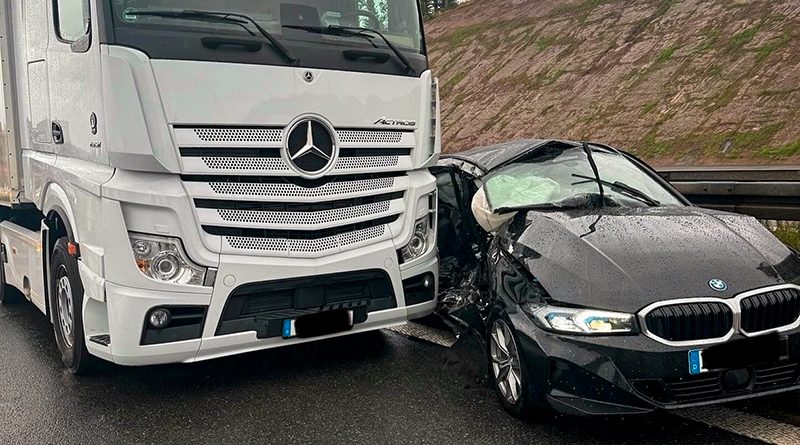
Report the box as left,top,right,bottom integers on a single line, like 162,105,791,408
56,266,75,348
490,319,523,405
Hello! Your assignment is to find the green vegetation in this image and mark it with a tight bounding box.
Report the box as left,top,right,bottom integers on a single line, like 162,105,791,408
706,77,743,110
758,140,800,160
536,35,557,51
440,22,493,46
441,71,466,96
636,124,794,161
551,0,613,17
495,68,567,92
699,27,721,52
642,102,658,115
755,29,791,64
758,88,799,97
768,224,800,250
639,132,671,157
729,25,760,51
654,0,676,17
656,46,677,63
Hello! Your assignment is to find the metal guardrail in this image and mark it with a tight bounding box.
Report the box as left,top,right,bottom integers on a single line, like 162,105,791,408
657,166,800,221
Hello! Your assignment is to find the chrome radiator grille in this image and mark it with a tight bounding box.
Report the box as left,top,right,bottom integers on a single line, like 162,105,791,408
175,125,414,257
640,284,800,346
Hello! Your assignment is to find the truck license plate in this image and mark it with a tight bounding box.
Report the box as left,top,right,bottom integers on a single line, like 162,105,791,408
283,310,354,339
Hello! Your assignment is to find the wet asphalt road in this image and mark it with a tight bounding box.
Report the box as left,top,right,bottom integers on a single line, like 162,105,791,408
1,300,797,444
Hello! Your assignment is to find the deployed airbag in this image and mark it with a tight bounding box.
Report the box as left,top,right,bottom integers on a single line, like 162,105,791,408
471,187,514,233
484,173,561,210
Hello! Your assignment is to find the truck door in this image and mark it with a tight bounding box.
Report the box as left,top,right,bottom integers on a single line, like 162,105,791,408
46,0,106,163
22,0,54,150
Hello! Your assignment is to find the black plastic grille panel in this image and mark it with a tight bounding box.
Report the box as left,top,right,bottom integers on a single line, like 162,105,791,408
740,288,800,333
644,302,734,342
632,362,800,404
216,269,396,337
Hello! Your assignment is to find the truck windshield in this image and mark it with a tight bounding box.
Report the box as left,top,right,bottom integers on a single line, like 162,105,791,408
106,1,426,75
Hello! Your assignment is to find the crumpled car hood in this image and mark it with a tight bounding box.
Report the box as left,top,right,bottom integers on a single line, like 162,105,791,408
503,206,800,313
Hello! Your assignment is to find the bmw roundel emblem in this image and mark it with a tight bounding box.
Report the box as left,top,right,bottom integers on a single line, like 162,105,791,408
708,279,728,292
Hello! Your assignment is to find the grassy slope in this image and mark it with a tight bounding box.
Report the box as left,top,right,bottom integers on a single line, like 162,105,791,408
426,0,800,166
771,225,800,250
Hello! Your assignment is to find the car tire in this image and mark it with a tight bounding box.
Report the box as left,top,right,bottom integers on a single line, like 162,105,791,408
0,260,22,305
487,313,540,419
51,237,98,374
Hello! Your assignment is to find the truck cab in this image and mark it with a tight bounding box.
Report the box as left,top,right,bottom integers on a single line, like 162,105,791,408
0,0,439,372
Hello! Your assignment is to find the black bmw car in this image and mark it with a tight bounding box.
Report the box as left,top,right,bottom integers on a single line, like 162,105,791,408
434,139,800,418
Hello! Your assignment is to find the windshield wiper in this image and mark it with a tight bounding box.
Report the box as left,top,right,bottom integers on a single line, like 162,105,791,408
283,25,415,74
134,10,296,63
571,174,660,207
580,142,605,207
494,193,607,214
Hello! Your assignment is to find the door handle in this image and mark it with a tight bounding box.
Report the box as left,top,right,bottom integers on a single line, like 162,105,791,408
52,122,64,144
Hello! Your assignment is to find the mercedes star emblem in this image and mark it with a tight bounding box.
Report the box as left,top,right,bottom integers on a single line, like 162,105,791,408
285,119,337,178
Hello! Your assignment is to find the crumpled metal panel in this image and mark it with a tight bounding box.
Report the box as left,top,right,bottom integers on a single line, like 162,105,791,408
441,139,553,175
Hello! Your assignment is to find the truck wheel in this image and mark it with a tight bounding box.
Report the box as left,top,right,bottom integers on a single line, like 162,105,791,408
0,260,21,305
51,237,98,374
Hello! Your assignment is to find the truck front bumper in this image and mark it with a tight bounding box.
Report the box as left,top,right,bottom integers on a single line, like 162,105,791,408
96,243,437,366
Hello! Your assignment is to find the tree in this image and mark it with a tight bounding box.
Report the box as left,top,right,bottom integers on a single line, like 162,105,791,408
420,0,458,20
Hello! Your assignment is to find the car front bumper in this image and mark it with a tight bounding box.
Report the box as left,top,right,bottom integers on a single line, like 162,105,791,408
510,311,800,416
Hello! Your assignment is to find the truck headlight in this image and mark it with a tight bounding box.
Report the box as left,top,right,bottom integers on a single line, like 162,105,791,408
400,217,433,263
129,233,207,286
529,305,638,335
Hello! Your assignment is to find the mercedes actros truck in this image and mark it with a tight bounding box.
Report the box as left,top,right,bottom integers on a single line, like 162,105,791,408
0,0,440,373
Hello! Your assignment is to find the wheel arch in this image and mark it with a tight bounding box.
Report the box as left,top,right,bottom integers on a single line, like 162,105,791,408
40,183,80,323
40,182,79,245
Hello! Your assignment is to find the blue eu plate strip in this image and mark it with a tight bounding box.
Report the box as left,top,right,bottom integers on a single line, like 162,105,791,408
688,349,703,375
282,319,293,339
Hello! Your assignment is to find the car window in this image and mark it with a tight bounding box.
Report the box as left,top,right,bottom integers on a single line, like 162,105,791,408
483,145,684,211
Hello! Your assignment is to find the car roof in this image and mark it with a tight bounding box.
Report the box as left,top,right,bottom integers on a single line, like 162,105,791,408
439,139,581,176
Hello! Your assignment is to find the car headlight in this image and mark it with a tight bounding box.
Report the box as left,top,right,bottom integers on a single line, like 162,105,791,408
129,233,207,286
529,305,638,335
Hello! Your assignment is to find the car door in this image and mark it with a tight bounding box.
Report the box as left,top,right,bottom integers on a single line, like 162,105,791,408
432,165,486,288
46,0,107,164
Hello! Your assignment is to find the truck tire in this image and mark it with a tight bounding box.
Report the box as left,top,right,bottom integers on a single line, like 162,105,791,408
0,260,21,305
51,237,98,374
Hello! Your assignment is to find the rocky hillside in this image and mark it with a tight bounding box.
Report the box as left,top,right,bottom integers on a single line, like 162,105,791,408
426,0,800,165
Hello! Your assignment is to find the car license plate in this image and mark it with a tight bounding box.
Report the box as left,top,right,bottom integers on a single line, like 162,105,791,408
688,333,787,375
688,349,705,375
282,310,354,339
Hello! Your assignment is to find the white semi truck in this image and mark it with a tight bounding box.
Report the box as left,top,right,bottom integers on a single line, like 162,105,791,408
0,0,439,373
